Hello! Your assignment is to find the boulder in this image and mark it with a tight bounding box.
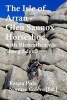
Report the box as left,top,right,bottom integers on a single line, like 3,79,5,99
43,94,61,100
40,71,58,94
0,61,29,72
42,65,56,72
0,18,18,28
8,49,31,67
0,47,31,67
20,61,29,71
35,36,49,50
51,23,67,29
36,29,45,35
0,27,13,48
54,69,67,93
31,49,39,60
13,31,36,50
15,23,38,35
0,89,42,100
46,27,67,38
37,49,53,64
12,52,31,67
24,16,49,25
56,60,67,72
40,69,66,97
51,48,67,63
38,48,66,64
43,93,67,100
0,89,31,100
16,23,46,35
4,66,28,92
27,92,42,100
0,63,16,71
0,47,9,64
49,33,67,42
27,77,40,92
50,38,67,52
0,70,6,91
51,9,67,16
49,14,67,24
25,9,51,16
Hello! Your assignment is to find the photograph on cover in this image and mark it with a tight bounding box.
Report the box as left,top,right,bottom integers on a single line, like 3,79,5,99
0,0,67,100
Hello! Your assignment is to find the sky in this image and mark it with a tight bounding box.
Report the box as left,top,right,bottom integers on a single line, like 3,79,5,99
0,0,67,21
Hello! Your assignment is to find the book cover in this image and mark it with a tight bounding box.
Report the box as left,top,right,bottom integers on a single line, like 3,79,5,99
0,0,67,100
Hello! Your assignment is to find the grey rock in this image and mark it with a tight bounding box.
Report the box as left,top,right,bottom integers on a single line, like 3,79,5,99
31,49,39,60
40,69,67,97
21,61,29,71
0,70,6,91
16,23,46,35
40,71,58,94
56,60,67,72
50,14,67,24
0,47,31,67
35,36,49,50
51,48,67,63
36,29,45,35
24,16,49,25
43,93,67,100
42,65,56,72
54,69,67,93
50,38,67,52
15,23,38,35
38,68,43,80
27,92,42,100
0,89,42,100
13,31,36,50
4,66,28,92
37,49,53,64
0,27,13,48
0,18,18,28
27,77,40,92
0,63,16,71
38,48,66,64
46,27,67,38
51,9,67,16
0,47,9,64
0,89,31,100
8,49,31,67
51,23,67,29
12,52,31,67
43,94,61,100
49,33,67,42
0,61,29,72
25,9,51,16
